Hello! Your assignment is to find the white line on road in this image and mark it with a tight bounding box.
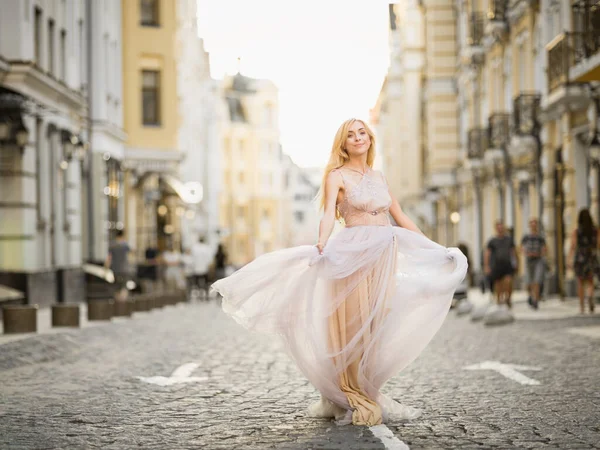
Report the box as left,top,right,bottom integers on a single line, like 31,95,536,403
370,424,410,450
136,362,208,386
464,361,542,385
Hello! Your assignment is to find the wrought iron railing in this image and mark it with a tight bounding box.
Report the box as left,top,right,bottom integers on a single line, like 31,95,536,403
469,12,486,46
548,28,600,92
514,94,541,135
547,34,572,92
488,113,510,150
488,0,508,21
467,128,488,159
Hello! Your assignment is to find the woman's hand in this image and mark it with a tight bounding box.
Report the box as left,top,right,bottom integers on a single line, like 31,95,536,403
316,242,325,255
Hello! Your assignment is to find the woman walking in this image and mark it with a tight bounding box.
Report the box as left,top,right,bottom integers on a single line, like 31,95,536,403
212,118,468,426
568,208,598,314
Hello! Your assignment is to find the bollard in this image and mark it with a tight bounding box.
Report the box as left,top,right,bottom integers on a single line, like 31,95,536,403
2,305,38,334
87,299,114,321
51,304,80,327
134,295,150,312
113,299,133,317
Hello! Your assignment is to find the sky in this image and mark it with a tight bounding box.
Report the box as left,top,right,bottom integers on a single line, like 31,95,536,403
196,0,391,168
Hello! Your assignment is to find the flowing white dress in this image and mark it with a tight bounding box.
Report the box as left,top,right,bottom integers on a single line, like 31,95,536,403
212,167,468,426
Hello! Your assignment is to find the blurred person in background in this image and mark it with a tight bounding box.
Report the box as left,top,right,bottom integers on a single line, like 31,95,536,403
162,242,185,292
105,229,133,302
484,221,517,308
567,208,599,314
520,218,546,310
213,243,228,281
191,236,214,300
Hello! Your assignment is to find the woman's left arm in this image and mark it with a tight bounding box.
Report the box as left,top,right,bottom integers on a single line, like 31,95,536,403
388,188,425,236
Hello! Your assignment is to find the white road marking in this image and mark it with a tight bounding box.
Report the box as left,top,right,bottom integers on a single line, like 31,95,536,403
136,362,208,386
464,361,542,385
566,325,600,339
370,424,410,450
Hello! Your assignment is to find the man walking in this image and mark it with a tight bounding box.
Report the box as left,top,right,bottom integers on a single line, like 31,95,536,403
105,230,133,302
191,236,214,300
484,221,517,308
520,218,547,309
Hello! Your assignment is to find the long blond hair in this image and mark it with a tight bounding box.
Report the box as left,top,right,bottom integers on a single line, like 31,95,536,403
318,118,376,212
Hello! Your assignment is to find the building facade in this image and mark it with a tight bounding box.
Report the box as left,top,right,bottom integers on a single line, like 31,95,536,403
121,0,207,258
176,0,220,251
373,1,461,242
218,73,285,267
86,0,126,264
0,0,90,304
280,154,320,247
380,0,600,294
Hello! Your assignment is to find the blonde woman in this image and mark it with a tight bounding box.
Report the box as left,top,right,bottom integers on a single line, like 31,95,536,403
212,119,468,426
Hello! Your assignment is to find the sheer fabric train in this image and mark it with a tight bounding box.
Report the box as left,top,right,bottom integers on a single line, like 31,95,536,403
212,168,468,426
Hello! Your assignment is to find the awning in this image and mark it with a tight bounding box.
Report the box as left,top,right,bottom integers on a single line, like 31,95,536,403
160,174,203,205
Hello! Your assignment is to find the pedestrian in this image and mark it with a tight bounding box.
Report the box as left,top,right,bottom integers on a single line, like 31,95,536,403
484,221,517,308
213,243,228,281
191,236,214,300
567,208,599,314
104,229,133,302
181,247,195,299
139,244,159,294
212,118,468,426
162,243,185,292
519,218,547,309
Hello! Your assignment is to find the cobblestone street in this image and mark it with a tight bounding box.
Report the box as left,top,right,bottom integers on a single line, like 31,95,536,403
1,293,599,449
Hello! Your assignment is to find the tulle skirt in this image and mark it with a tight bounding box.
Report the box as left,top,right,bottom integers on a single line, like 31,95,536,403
211,225,468,425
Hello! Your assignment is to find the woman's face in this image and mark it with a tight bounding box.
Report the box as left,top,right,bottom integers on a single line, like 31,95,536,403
344,121,370,157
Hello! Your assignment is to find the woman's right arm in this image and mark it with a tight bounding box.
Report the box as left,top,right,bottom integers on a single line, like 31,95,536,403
316,171,342,254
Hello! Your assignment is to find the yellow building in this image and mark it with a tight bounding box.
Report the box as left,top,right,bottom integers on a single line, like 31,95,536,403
449,0,600,295
219,73,285,267
121,0,185,256
373,1,460,243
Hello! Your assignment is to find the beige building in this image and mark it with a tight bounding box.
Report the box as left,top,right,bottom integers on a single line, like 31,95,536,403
218,73,285,267
121,0,206,258
450,0,599,295
372,1,460,242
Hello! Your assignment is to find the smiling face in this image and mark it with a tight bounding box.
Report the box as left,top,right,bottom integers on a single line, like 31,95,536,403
344,121,371,158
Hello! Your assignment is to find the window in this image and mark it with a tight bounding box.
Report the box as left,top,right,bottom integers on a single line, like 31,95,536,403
60,30,66,81
48,19,55,75
142,70,160,125
34,8,42,66
140,0,159,26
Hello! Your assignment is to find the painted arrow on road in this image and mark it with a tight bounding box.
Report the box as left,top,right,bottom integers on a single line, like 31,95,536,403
464,361,542,385
136,363,208,386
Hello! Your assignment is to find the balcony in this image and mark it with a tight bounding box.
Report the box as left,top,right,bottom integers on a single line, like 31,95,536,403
570,0,600,81
511,94,541,157
467,128,488,160
463,12,486,65
513,94,541,135
486,0,508,39
487,113,510,161
545,33,590,115
468,12,485,47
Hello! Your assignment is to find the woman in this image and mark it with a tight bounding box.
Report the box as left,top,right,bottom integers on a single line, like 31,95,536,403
568,208,598,314
212,118,468,426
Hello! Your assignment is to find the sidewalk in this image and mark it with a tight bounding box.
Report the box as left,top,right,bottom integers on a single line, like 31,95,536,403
0,301,189,347
466,288,592,321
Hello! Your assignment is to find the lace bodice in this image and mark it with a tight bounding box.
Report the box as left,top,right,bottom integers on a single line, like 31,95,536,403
335,167,392,227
